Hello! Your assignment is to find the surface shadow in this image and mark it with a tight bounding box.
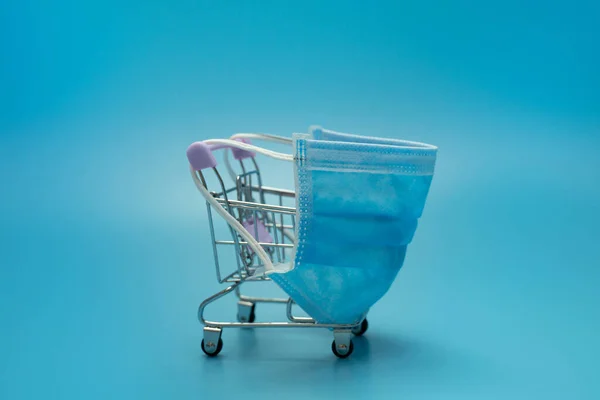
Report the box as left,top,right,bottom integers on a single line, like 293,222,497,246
196,326,503,396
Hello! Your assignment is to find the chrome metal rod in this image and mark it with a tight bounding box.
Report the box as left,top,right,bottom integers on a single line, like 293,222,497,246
212,167,245,278
205,203,222,282
198,282,362,329
220,269,244,283
212,186,238,198
263,223,294,229
263,214,295,243
215,198,295,214
215,240,294,248
251,185,295,198
286,298,315,323
238,294,290,303
250,158,267,205
224,276,271,283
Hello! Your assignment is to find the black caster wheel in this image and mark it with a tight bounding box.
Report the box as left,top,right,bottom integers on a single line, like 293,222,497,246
331,340,354,359
248,304,256,323
352,318,369,336
201,338,223,357
237,304,256,323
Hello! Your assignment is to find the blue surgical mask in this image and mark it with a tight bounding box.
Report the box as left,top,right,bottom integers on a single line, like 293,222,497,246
270,127,437,324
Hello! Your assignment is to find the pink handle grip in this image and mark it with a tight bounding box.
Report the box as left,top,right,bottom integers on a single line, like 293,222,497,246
187,138,255,171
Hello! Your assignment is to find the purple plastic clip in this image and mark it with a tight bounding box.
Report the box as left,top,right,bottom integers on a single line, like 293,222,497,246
187,142,217,171
186,138,255,171
231,138,255,161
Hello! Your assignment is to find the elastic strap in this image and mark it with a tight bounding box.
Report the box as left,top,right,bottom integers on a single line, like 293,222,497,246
222,133,293,182
230,133,293,146
204,139,292,162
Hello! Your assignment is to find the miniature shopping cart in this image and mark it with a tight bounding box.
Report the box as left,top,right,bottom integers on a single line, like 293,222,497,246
187,135,368,359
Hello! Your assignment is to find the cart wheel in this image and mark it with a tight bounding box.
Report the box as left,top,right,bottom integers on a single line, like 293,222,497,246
248,306,256,323
352,318,369,336
201,338,223,357
331,339,354,359
237,302,256,323
237,309,256,323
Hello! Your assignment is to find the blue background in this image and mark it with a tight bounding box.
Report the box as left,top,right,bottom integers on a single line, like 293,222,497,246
1,1,599,398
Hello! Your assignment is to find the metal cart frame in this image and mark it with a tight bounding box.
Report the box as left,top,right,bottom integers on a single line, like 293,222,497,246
188,139,368,358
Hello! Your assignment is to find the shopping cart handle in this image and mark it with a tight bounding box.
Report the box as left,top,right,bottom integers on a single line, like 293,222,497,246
187,138,255,171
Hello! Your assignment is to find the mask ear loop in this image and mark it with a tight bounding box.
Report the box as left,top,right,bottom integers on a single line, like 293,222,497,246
223,133,293,182
230,133,293,146
189,139,293,274
203,139,293,161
